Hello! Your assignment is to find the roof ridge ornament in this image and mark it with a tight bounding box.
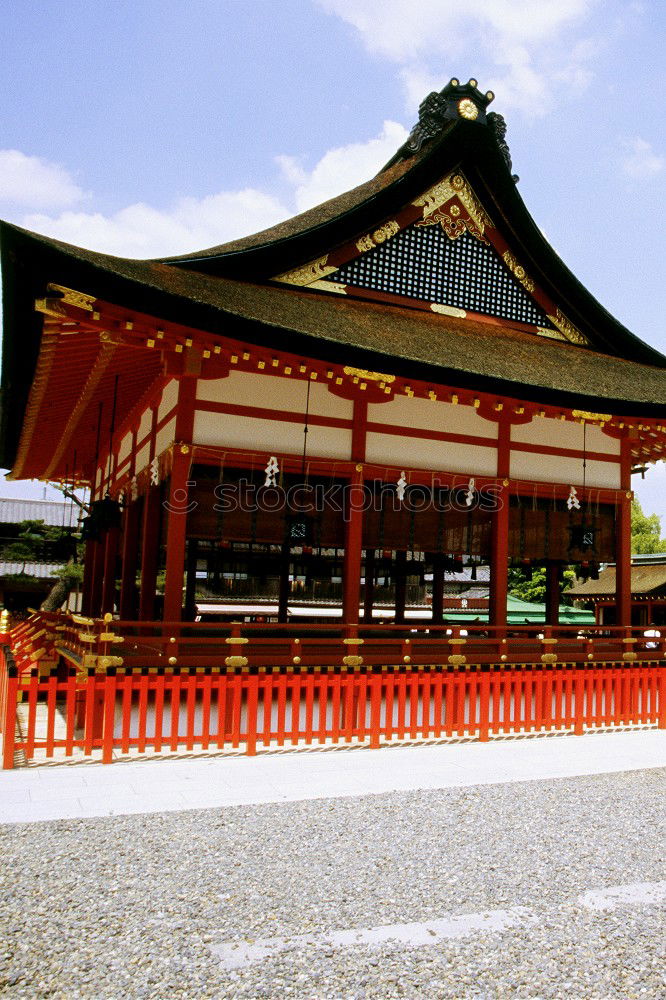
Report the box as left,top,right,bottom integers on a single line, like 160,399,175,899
387,77,517,181
403,79,494,153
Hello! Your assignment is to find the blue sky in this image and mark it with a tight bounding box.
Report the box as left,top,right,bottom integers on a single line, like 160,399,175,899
0,0,664,520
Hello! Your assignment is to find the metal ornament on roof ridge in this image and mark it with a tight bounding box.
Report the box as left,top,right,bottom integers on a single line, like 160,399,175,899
402,78,495,156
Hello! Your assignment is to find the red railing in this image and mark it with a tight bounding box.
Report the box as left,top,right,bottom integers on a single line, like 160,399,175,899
1,612,664,768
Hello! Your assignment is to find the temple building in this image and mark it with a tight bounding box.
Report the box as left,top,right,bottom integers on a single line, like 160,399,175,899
2,78,666,630
2,79,666,768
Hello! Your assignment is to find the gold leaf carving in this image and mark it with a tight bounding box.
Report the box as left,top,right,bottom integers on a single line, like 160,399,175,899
413,171,492,244
430,303,467,319
502,250,535,292
47,284,96,311
536,326,566,342
372,221,399,243
273,255,338,286
547,308,589,346
343,366,395,384
308,280,347,295
571,409,612,423
356,234,375,253
355,221,400,254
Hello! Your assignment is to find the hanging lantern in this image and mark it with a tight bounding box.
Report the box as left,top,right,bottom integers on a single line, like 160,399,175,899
264,455,279,487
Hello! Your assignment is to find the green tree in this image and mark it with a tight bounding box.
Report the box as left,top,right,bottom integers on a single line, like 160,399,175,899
631,498,666,554
508,566,576,605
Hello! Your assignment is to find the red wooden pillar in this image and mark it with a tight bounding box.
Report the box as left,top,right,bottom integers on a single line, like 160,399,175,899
343,465,364,626
81,539,95,615
394,549,407,625
139,487,162,620
89,536,105,617
278,540,290,624
489,489,509,628
616,443,632,628
430,552,445,624
545,562,560,627
101,523,120,615
119,498,141,619
616,496,632,627
490,423,510,630
163,447,190,622
363,548,375,623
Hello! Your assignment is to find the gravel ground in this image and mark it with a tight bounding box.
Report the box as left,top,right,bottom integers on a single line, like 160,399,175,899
1,767,665,999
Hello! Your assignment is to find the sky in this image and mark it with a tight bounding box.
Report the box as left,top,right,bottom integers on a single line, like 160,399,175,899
0,0,664,522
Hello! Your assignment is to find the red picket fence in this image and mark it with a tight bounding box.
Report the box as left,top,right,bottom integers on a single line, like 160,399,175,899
2,657,665,768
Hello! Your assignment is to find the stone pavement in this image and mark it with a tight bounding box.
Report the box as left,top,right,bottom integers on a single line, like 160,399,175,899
1,728,665,824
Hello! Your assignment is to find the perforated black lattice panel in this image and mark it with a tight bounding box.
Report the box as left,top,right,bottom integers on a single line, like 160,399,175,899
329,224,552,327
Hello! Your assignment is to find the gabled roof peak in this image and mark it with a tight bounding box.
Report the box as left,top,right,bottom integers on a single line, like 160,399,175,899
384,77,515,178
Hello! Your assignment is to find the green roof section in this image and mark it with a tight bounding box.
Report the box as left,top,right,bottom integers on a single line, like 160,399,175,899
446,595,595,625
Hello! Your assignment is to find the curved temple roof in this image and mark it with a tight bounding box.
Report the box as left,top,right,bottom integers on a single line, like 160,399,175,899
1,78,665,480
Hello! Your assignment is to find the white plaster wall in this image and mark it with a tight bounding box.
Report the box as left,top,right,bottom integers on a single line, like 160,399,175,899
510,450,621,488
158,379,179,422
194,410,352,460
197,372,353,420
134,443,150,476
155,416,177,457
137,407,152,447
117,431,132,466
368,396,498,440
366,431,497,475
512,418,620,455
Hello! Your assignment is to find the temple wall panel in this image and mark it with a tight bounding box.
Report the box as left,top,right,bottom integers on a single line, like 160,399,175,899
158,379,179,422
193,410,352,460
511,418,620,455
117,431,133,467
137,407,153,447
196,372,353,420
134,443,151,476
510,451,621,488
365,431,497,475
155,417,177,458
368,396,498,439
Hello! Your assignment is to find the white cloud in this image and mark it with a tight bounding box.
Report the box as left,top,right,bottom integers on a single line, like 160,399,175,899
319,0,597,118
11,122,410,258
7,121,408,257
621,137,664,179
23,188,292,258
0,149,86,210
278,120,409,213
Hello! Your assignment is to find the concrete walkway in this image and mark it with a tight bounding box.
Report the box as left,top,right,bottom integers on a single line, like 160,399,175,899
1,729,664,824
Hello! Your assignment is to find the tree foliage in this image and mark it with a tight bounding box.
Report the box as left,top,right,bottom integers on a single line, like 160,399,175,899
508,566,576,604
631,498,666,554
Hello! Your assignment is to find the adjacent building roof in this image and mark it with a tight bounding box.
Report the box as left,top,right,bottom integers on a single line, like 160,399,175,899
0,497,76,527
0,561,63,579
569,562,666,599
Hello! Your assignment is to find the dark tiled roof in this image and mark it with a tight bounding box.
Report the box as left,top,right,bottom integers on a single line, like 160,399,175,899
3,222,666,416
